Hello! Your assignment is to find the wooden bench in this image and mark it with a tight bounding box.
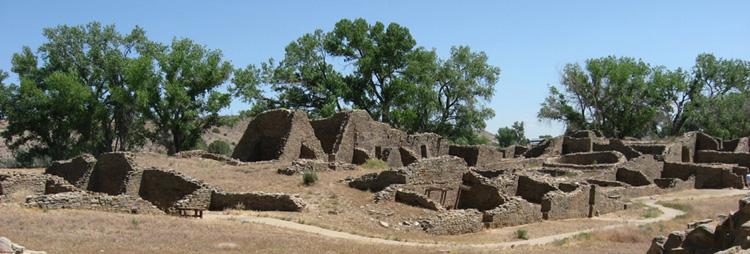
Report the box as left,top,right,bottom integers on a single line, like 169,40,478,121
176,207,205,219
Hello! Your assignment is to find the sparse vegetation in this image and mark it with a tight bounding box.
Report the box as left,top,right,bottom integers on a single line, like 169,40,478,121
302,171,318,186
515,229,529,240
361,159,388,170
659,202,691,212
642,207,660,218
208,140,233,156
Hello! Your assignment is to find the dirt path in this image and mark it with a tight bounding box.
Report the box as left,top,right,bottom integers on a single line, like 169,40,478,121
204,189,749,249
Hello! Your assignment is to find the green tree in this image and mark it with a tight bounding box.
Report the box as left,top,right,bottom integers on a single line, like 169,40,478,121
233,29,346,118
538,56,666,139
688,54,750,139
144,38,233,154
495,121,527,147
410,46,499,140
2,71,91,164
207,140,233,156
325,18,418,123
2,22,150,164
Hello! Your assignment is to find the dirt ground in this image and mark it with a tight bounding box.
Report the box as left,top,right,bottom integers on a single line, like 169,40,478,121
3,152,747,253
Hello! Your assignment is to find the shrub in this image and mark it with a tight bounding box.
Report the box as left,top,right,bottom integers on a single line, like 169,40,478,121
302,171,318,186
207,140,233,156
361,159,388,170
212,128,221,134
516,229,529,240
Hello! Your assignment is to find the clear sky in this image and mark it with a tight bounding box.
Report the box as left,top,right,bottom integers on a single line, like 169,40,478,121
1,1,748,139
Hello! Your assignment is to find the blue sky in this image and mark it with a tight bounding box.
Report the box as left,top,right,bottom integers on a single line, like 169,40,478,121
1,1,748,139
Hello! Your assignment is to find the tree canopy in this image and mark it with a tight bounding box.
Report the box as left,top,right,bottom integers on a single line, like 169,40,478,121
232,18,500,142
0,22,234,165
539,54,750,139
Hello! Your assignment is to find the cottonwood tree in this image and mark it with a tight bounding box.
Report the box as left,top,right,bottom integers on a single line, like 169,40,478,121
538,56,666,138
143,38,233,154
2,22,151,164
233,19,500,144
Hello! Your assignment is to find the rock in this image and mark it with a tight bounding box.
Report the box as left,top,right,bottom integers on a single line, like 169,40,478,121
0,237,14,253
664,231,686,250
646,235,666,254
379,221,390,228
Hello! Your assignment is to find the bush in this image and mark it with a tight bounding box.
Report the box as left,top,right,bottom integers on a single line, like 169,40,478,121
361,159,388,170
212,128,221,134
516,229,529,240
302,171,318,186
207,140,233,156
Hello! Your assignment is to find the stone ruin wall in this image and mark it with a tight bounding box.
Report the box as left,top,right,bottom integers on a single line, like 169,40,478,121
45,154,96,189
25,191,163,215
87,152,137,195
0,171,77,203
648,197,750,254
209,191,306,212
421,209,484,235
231,109,326,162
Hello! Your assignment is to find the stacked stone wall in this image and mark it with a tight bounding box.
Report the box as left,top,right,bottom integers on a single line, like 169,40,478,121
209,191,306,211
663,162,746,189
88,152,137,195
516,175,558,204
0,171,48,202
593,139,642,160
395,189,444,211
563,137,592,154
45,154,97,188
482,197,542,228
421,209,483,235
25,191,163,214
694,150,750,168
457,171,507,211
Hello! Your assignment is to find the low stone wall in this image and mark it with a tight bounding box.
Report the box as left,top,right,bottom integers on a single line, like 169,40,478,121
663,162,746,189
395,189,444,211
515,175,558,204
123,167,215,211
629,144,666,155
694,150,750,168
482,197,541,228
45,154,97,188
541,185,625,220
541,186,591,220
174,150,246,166
449,145,503,167
593,139,642,160
25,191,163,215
524,136,563,158
421,209,483,235
616,167,652,186
277,159,356,175
563,137,592,154
457,171,507,211
209,191,306,211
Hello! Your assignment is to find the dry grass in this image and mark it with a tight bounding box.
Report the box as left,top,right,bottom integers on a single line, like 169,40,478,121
0,206,444,254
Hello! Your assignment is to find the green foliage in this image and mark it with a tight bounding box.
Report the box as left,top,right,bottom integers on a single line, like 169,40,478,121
515,229,529,240
659,202,691,212
642,207,660,218
496,121,528,147
539,54,750,139
211,128,221,134
302,171,319,186
143,38,233,154
1,22,235,164
360,159,389,170
538,56,664,138
207,140,233,156
131,218,140,227
232,18,499,143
